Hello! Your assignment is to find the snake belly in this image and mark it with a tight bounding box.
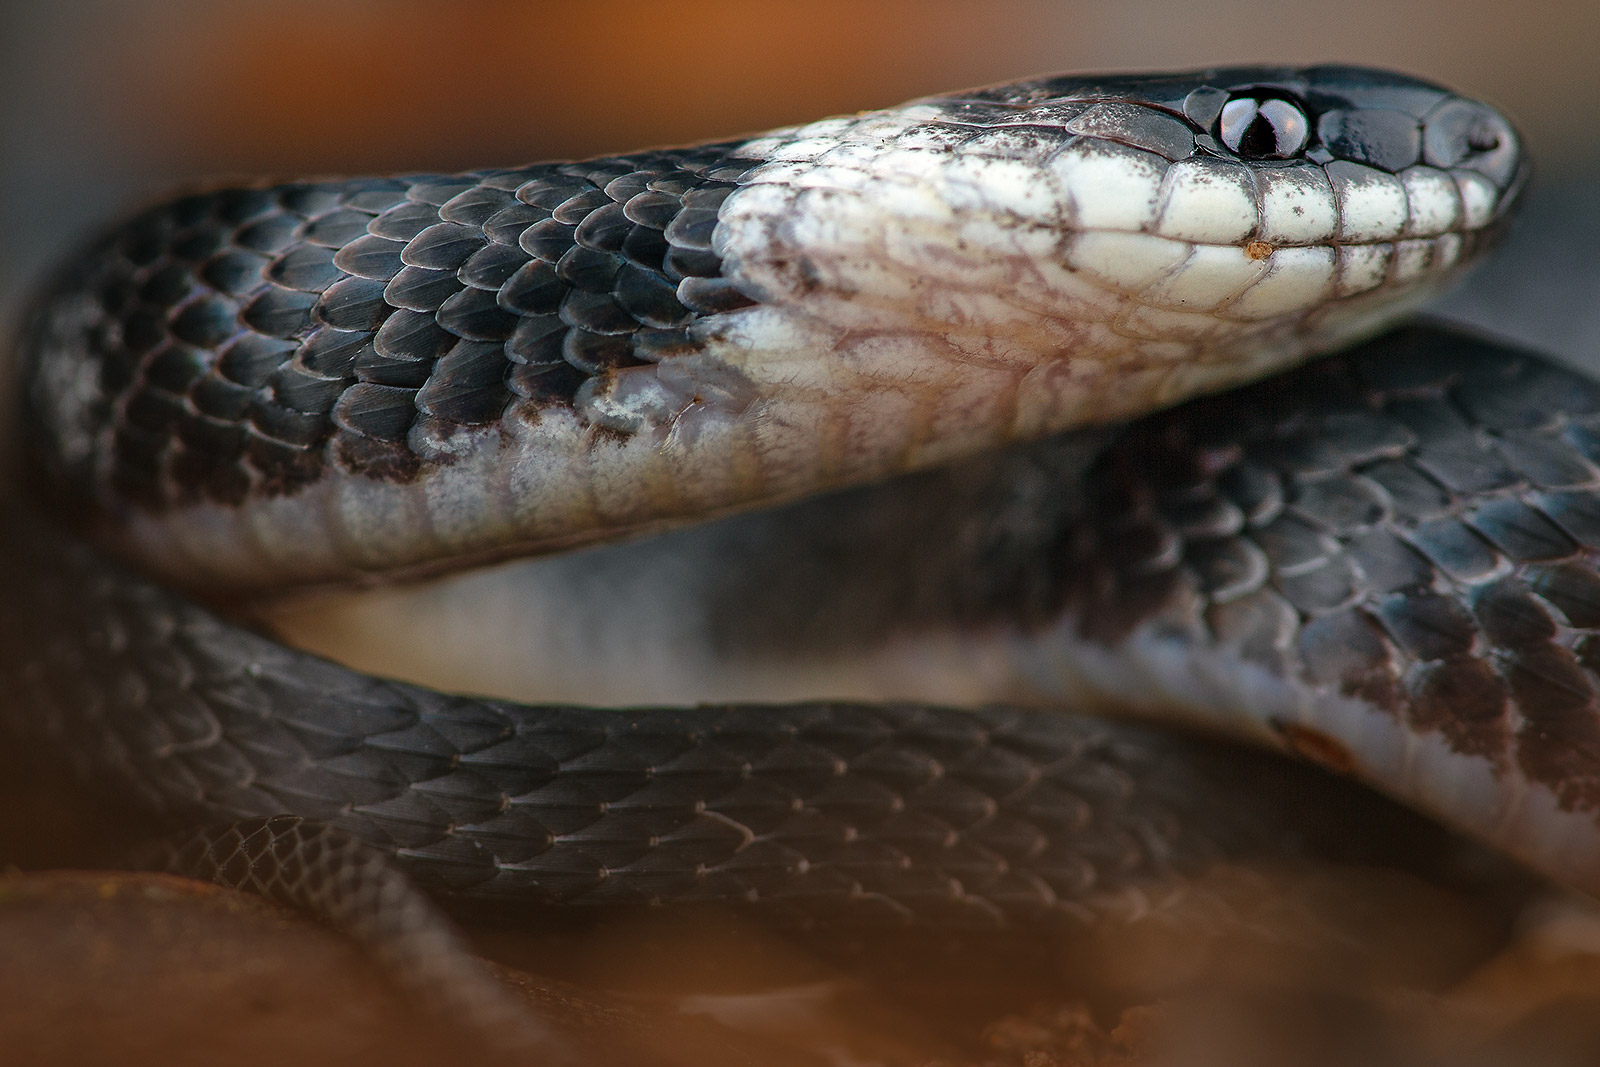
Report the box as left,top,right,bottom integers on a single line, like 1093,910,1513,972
1,67,1551,924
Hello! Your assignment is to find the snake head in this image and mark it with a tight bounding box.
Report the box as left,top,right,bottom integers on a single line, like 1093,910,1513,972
710,65,1525,440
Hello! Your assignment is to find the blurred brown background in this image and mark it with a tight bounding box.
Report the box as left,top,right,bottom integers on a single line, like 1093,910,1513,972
2,0,1598,360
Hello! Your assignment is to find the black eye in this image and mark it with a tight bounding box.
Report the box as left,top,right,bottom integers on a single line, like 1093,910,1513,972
1218,94,1310,159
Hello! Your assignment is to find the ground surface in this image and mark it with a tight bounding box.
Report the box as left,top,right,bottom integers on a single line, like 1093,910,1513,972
5,858,1600,1066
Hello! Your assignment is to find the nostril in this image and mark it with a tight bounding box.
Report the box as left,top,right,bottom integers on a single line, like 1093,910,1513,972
1466,121,1502,154
1422,99,1519,186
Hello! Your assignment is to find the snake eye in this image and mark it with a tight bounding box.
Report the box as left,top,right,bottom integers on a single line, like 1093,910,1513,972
1218,93,1310,159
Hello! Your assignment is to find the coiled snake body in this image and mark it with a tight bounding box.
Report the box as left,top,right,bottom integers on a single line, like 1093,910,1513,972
2,63,1570,1040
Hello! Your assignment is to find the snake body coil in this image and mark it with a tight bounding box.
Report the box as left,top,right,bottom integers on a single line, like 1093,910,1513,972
4,67,1559,937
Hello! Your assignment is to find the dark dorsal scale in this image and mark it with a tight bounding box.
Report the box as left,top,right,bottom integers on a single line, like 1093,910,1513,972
1041,327,1600,809
29,144,759,509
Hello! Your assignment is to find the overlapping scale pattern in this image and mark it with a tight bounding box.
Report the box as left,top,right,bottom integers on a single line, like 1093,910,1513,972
0,504,1380,929
1061,327,1600,812
26,146,756,508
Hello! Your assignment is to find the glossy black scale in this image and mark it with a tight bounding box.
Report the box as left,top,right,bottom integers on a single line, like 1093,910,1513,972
0,498,1464,924
21,143,759,509
1057,327,1600,808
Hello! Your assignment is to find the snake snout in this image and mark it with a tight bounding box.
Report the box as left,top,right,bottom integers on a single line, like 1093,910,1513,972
1422,99,1525,200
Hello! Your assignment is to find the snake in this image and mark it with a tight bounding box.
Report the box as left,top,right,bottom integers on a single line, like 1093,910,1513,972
0,64,1552,1047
